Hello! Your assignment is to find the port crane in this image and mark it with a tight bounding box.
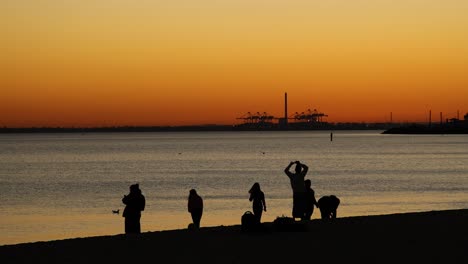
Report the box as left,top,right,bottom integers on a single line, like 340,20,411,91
236,112,275,124
237,109,327,125
290,109,328,123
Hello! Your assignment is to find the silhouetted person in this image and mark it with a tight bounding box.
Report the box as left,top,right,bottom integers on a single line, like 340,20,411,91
122,183,146,234
304,179,318,220
284,161,309,220
249,182,266,224
188,189,203,229
318,195,340,220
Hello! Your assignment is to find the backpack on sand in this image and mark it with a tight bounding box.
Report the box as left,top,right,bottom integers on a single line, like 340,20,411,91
241,211,256,232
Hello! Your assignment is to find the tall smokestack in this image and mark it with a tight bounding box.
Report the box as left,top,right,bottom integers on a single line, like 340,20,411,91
284,92,288,126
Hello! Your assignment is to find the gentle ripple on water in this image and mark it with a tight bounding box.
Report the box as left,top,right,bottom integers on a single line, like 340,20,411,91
0,131,467,245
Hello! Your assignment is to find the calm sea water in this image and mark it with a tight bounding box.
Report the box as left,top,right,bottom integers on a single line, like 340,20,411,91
1,131,467,245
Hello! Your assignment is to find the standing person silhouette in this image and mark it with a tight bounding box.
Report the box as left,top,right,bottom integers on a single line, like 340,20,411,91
248,182,267,224
284,161,309,220
122,183,146,234
188,189,203,229
304,179,319,220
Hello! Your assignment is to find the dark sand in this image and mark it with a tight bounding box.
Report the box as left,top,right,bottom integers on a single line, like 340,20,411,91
1,209,467,264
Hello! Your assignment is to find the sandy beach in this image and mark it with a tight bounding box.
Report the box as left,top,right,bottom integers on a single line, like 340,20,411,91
1,209,467,264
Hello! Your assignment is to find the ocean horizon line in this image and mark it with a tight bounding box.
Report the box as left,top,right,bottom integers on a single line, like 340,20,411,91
0,122,399,133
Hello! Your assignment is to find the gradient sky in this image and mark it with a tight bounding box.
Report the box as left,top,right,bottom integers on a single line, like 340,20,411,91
2,0,468,127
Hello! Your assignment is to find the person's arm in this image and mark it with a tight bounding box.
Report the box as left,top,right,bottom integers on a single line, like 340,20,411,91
284,161,295,177
301,163,309,176
311,189,318,207
262,193,267,211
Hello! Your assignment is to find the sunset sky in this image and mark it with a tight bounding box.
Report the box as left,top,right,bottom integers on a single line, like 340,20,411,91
2,0,467,127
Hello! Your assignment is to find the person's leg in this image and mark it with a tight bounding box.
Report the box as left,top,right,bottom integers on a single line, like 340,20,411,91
321,207,331,220
195,210,202,228
124,217,130,234
126,216,140,234
253,207,263,224
198,210,203,228
304,208,312,220
298,193,307,221
192,209,202,228
191,212,198,228
136,215,141,233
293,193,306,220
292,193,299,219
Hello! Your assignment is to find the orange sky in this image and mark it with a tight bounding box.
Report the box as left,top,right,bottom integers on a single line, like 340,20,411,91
1,0,467,127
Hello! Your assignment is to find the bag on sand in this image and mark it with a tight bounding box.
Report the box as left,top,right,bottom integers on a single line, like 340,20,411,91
241,211,256,232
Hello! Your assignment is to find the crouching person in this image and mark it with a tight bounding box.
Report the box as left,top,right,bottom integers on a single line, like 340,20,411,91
317,195,340,220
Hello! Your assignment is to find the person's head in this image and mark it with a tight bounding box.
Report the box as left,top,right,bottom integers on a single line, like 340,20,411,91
249,182,260,194
304,179,311,188
295,162,302,174
130,183,140,193
189,189,197,196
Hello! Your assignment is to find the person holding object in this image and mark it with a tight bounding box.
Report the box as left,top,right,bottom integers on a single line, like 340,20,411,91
284,161,309,220
122,183,146,234
248,182,267,224
188,189,204,229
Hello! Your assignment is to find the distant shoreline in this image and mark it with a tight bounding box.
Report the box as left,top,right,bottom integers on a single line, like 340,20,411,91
4,123,466,134
0,123,392,133
382,124,468,134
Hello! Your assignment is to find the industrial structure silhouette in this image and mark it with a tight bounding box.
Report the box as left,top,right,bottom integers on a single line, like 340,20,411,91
235,93,328,129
